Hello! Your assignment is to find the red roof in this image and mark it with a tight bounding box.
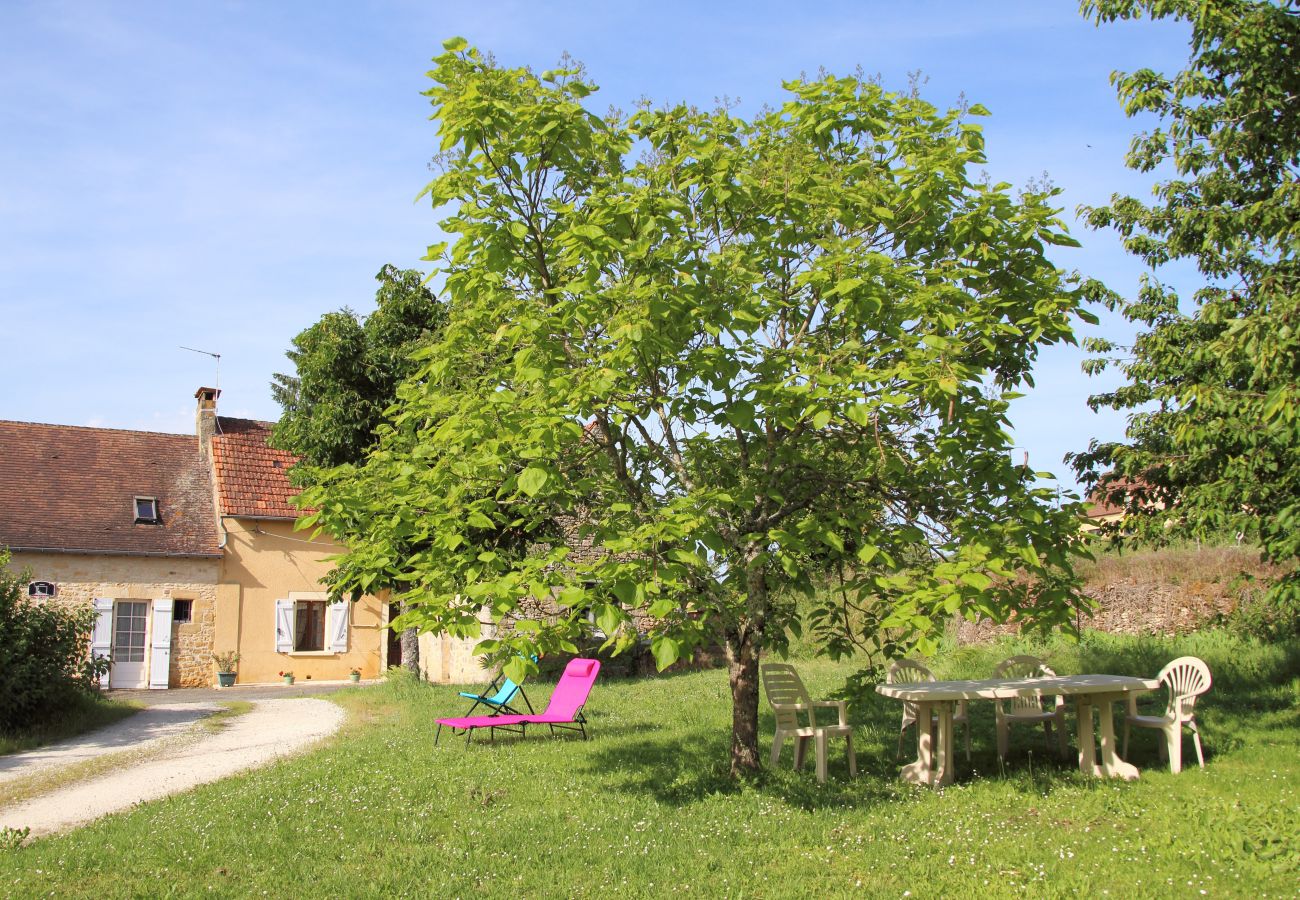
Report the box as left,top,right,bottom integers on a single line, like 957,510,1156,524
1085,476,1151,519
0,421,221,557
209,417,309,519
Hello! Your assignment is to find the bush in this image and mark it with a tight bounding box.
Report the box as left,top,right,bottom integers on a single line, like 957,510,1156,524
0,551,100,732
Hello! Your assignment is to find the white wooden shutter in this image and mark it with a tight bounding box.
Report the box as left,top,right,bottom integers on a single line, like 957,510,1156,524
275,599,295,652
148,598,173,690
329,600,350,653
91,598,114,688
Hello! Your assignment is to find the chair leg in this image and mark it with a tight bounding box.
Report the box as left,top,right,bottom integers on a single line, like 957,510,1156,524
1056,711,1068,759
846,731,857,778
771,730,785,767
794,735,808,770
896,724,907,761
815,730,828,784
996,714,1009,761
1165,723,1182,774
1122,718,1131,758
1190,721,1205,768
435,723,442,747
964,718,971,762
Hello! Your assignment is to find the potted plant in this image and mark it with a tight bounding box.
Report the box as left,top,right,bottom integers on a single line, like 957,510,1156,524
348,667,361,684
280,670,294,685
213,651,240,688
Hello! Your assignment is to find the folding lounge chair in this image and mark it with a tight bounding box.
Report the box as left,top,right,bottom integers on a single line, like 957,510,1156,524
435,657,601,747
456,664,536,718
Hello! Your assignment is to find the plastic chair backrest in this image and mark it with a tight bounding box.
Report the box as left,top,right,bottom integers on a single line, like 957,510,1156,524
887,660,934,722
1158,656,1211,719
887,659,935,685
993,655,1057,714
542,658,601,720
761,663,813,731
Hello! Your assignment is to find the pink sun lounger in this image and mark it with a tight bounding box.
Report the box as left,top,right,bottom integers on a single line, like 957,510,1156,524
435,657,601,747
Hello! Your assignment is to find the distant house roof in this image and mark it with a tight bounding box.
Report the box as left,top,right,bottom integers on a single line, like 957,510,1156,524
209,417,308,519
0,420,221,557
1084,476,1153,519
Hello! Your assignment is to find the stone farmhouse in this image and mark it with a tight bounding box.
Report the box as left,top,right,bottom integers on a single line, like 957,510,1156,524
0,388,389,689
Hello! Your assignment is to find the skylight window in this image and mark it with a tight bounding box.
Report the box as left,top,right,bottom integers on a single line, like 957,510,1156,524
134,496,160,524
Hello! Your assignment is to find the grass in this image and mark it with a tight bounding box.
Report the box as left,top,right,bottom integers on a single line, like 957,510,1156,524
0,631,1296,897
0,693,141,757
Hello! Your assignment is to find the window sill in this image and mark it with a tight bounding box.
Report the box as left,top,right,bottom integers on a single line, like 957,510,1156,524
285,651,339,657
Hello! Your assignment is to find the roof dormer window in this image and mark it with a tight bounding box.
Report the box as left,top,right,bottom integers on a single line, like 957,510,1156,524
134,496,160,524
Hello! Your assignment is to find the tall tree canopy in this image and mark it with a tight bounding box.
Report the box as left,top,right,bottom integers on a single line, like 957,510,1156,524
1071,0,1300,625
271,264,447,471
301,40,1094,775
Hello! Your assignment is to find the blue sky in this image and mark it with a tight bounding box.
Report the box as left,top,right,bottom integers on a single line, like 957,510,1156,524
0,1,1194,493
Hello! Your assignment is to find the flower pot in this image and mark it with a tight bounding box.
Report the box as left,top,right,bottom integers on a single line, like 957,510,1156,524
283,675,295,685
217,672,237,688
349,673,361,683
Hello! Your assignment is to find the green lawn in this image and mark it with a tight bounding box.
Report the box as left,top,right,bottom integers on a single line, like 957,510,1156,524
0,693,140,757
2,630,1297,898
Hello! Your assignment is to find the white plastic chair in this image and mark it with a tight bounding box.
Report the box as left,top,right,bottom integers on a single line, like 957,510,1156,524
1123,656,1211,774
760,663,856,784
887,659,970,761
993,655,1068,760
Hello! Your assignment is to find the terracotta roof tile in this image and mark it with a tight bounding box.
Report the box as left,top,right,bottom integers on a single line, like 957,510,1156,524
209,417,311,519
0,420,221,556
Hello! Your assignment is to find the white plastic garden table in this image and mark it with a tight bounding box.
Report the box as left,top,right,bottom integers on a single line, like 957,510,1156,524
876,674,1160,787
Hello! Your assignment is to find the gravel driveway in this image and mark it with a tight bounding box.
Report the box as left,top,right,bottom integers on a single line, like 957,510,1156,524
0,697,346,839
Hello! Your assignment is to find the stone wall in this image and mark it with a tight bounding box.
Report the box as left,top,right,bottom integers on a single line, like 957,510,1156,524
954,546,1276,644
10,550,221,688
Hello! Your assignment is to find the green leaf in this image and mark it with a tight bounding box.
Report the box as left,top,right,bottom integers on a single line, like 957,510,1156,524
811,409,832,430
596,604,622,636
845,404,871,427
503,655,528,684
651,636,680,671
517,467,549,497
442,36,468,52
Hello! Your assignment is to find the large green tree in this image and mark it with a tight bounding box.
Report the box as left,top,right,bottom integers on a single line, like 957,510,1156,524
271,264,447,470
1071,0,1300,625
301,40,1093,775
272,264,447,671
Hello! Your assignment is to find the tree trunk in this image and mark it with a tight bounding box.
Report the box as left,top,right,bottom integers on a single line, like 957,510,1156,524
399,601,420,677
725,627,762,777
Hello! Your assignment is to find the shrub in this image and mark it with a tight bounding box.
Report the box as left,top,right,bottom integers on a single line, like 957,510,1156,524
0,551,100,732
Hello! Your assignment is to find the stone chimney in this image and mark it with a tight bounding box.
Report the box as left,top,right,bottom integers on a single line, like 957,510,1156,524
195,386,221,459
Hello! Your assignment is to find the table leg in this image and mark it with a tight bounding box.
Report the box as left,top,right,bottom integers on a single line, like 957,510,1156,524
1096,696,1141,781
900,700,936,785
1076,698,1101,777
934,701,955,787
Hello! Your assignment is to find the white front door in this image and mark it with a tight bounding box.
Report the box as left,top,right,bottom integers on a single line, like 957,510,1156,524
110,601,150,689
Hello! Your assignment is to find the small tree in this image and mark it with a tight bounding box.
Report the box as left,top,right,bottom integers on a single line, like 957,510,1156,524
0,552,100,731
272,264,447,672
302,41,1093,775
1071,0,1300,628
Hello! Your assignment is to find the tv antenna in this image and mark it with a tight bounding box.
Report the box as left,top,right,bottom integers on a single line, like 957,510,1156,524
180,346,221,392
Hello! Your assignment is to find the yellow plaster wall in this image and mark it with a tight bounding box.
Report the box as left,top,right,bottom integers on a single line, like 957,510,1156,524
218,518,384,684
9,551,220,688
417,625,494,685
